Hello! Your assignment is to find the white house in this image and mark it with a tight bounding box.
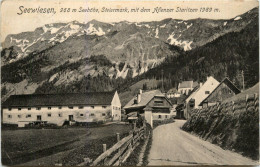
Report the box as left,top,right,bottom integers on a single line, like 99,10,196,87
184,76,219,119
178,81,199,95
2,91,121,127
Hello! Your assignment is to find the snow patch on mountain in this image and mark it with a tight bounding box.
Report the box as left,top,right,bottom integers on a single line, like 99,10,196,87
86,24,105,36
116,64,128,79
160,24,166,28
187,23,193,29
155,27,159,38
234,16,242,21
50,27,60,34
135,23,142,27
167,33,192,51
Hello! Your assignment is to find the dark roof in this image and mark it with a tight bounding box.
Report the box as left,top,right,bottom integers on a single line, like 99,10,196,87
199,77,240,106
2,92,116,107
124,90,163,109
193,81,199,88
179,81,193,89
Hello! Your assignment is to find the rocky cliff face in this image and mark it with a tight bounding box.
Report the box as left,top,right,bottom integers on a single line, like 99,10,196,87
1,7,258,101
182,87,259,160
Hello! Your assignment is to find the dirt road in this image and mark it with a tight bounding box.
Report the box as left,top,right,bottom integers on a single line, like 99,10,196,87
148,120,259,165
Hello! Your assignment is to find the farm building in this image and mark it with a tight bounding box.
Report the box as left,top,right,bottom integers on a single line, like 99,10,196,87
178,81,199,95
184,76,220,119
199,77,240,108
2,91,121,127
123,89,173,127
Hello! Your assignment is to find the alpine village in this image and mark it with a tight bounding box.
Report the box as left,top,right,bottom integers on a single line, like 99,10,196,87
1,6,259,166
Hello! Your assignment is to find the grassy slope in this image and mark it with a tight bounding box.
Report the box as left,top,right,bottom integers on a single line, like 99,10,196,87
1,124,132,166
224,82,259,103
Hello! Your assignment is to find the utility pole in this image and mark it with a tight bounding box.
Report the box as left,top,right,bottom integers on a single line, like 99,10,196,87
242,70,245,91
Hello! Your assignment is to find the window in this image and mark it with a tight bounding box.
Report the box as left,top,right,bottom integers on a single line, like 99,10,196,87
115,114,118,117
48,107,51,110
18,108,22,110
36,107,41,110
205,91,210,94
165,115,168,119
78,106,84,109
26,114,31,118
58,113,62,117
91,106,95,109
48,113,51,117
8,115,12,118
102,113,106,116
68,106,73,109
158,115,161,119
80,114,84,117
154,101,163,106
8,108,12,111
28,107,31,110
18,115,21,118
90,113,95,116
58,106,62,109
102,106,107,109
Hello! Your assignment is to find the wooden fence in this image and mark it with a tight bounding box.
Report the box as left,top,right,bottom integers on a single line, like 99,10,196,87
78,122,147,166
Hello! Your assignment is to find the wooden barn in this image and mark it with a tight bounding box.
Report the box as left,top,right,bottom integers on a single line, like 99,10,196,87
123,89,173,121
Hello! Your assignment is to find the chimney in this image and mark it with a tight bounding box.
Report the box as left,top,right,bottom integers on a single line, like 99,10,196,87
137,93,141,104
139,89,142,94
200,82,203,87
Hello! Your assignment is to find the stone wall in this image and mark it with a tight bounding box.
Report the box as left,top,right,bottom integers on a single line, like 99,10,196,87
182,93,259,160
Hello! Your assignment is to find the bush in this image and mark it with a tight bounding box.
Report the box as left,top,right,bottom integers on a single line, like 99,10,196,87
153,118,175,129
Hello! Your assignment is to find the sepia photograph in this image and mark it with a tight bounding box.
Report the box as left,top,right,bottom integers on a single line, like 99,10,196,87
0,0,259,166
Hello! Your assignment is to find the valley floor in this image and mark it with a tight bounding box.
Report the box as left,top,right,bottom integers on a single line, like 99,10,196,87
148,120,259,165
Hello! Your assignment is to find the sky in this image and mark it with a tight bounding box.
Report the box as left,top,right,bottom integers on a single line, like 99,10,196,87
0,0,259,41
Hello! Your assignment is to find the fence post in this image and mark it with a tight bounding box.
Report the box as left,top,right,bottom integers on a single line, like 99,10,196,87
133,122,136,131
103,144,107,165
246,94,249,112
129,131,133,150
117,133,122,165
232,101,235,113
254,93,258,112
143,120,146,139
117,133,120,142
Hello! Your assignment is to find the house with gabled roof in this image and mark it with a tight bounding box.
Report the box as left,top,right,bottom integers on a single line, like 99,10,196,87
199,77,240,108
123,89,173,127
184,76,219,119
2,91,121,127
178,81,199,95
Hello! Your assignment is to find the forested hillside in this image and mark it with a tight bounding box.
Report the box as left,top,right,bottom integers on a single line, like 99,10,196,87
125,16,259,92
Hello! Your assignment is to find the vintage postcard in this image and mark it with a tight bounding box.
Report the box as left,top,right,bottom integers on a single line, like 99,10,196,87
0,0,259,166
